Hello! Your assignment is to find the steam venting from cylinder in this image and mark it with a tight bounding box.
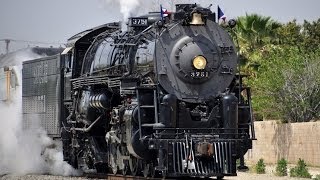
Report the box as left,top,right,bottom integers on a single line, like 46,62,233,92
0,50,80,176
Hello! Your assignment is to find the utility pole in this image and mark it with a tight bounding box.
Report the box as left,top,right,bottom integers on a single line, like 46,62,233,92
0,39,11,54
5,39,10,54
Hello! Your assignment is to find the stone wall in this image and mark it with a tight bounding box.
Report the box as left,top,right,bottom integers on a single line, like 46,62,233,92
245,121,320,166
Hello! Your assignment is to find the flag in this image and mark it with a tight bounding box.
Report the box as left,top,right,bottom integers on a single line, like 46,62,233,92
218,6,226,21
160,5,169,21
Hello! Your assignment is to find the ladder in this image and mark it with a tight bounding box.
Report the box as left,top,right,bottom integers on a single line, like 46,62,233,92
135,86,159,139
238,87,256,139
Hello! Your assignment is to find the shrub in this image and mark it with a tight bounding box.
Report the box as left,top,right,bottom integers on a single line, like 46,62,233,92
255,159,266,174
313,174,320,180
236,159,240,167
290,158,312,178
275,158,287,176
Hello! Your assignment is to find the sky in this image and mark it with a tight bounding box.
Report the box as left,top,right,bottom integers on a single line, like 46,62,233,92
0,0,319,54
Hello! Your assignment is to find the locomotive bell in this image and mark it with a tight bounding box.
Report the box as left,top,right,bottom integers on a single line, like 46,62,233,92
190,12,205,25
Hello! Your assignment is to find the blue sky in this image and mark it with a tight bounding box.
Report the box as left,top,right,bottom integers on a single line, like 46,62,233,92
0,0,319,54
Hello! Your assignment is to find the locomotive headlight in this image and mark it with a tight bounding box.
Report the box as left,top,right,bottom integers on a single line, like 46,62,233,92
193,56,207,70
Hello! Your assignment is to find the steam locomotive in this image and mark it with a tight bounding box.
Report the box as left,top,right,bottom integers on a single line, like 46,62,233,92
22,3,255,179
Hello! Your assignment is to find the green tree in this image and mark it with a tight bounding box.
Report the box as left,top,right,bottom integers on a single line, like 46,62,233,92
240,17,320,121
278,19,320,52
232,14,281,75
277,20,302,47
301,19,320,52
229,16,320,121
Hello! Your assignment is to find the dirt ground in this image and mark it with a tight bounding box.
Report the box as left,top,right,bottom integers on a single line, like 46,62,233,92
227,164,320,180
1,165,320,180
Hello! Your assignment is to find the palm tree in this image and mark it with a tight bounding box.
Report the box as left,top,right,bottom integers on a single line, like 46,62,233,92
235,14,281,53
231,14,281,74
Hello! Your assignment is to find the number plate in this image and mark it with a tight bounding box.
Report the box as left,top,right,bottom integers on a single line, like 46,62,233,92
190,71,209,78
130,18,148,27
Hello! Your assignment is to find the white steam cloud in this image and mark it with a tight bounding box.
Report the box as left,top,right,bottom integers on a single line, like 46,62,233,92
0,50,80,176
103,0,148,19
119,0,140,21
103,0,151,30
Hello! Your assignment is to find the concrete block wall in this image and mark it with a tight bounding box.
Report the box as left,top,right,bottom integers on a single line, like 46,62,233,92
245,121,320,166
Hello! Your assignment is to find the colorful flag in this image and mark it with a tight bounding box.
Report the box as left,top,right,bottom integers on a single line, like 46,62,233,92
218,6,226,21
160,5,169,21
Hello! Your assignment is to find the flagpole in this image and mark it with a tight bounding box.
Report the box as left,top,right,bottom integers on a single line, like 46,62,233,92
160,4,163,21
217,6,219,23
217,6,226,24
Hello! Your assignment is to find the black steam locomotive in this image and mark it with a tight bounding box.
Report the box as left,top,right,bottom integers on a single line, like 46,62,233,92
24,3,255,179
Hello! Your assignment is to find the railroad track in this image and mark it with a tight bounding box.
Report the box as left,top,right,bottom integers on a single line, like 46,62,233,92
0,173,215,180
83,173,211,180
83,173,164,180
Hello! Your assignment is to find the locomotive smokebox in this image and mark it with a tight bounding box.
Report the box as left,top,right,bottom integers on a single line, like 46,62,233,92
220,94,238,137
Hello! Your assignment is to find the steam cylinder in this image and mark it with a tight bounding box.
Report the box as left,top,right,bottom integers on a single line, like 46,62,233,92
89,93,109,109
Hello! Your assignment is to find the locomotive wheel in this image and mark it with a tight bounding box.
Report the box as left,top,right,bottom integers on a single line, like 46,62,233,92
110,154,118,174
109,144,118,174
69,148,78,169
142,162,150,177
161,170,167,178
150,162,159,178
121,160,129,175
129,157,141,176
95,163,108,173
217,176,224,180
142,161,157,178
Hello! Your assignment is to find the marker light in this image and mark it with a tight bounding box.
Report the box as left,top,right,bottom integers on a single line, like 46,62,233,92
193,56,207,70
